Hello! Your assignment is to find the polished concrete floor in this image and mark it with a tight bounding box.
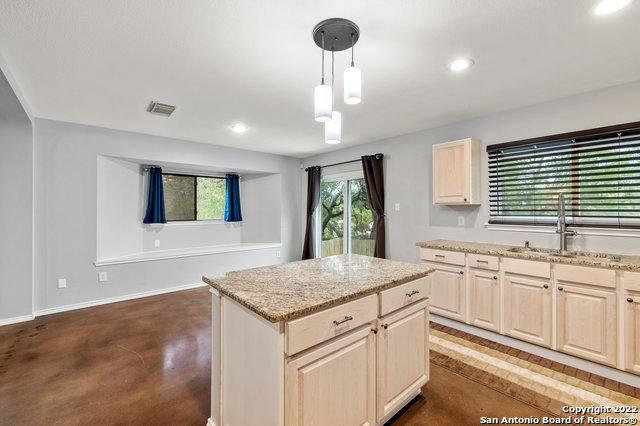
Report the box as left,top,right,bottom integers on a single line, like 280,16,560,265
1,287,550,425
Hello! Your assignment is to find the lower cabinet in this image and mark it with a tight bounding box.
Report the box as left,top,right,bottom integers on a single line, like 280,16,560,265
625,295,640,374
469,269,500,332
556,283,617,366
285,326,376,426
504,274,552,348
376,300,429,423
429,265,466,322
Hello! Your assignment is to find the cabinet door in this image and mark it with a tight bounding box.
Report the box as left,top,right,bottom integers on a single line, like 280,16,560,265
557,284,617,366
504,275,552,347
432,140,469,204
285,327,376,426
625,295,640,374
470,270,500,332
377,300,429,423
429,265,466,322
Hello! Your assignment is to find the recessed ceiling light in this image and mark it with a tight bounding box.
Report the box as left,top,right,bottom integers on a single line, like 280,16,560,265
448,58,474,72
593,0,633,15
231,123,248,134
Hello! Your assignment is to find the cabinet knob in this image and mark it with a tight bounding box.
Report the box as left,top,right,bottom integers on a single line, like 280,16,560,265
493,276,498,280
543,284,549,289
459,271,464,275
628,298,634,303
381,323,388,330
463,198,468,202
558,287,563,291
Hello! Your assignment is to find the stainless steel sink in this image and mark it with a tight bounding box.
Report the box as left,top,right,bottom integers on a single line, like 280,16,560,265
507,247,621,262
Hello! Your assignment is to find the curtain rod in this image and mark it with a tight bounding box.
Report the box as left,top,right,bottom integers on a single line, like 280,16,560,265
141,166,239,179
304,153,383,172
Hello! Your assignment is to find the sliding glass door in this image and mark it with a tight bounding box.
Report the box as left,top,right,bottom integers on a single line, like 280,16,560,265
319,172,375,257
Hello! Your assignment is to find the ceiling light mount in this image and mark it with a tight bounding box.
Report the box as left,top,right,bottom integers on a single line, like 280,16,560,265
312,18,360,52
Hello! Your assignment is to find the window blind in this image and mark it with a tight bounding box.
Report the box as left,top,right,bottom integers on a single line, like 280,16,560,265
487,122,640,228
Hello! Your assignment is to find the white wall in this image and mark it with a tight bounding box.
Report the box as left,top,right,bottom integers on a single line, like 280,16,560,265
34,119,301,312
0,68,33,322
302,79,640,262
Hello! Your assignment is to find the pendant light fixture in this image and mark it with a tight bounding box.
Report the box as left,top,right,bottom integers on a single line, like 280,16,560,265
325,48,341,144
312,18,361,144
343,33,361,104
313,31,332,123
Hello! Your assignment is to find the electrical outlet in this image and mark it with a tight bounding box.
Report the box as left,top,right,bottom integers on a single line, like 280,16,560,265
57,278,67,289
154,239,160,248
394,203,400,212
98,272,108,282
276,250,281,258
457,216,465,226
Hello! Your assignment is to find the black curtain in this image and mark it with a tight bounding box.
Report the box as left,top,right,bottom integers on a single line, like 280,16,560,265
302,166,321,260
361,154,385,258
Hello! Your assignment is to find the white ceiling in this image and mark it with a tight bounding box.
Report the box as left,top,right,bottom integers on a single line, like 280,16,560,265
1,1,639,158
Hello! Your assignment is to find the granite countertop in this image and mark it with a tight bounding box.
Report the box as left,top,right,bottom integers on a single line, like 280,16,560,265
416,239,640,272
203,254,433,322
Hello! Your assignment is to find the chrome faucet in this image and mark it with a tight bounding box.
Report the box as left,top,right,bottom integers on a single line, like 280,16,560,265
556,193,576,252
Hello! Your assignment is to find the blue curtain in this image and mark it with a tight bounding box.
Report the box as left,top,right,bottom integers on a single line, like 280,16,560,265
224,174,242,222
143,167,166,224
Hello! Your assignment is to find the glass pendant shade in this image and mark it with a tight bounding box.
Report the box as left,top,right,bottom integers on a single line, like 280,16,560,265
324,111,342,144
343,66,361,104
314,84,333,122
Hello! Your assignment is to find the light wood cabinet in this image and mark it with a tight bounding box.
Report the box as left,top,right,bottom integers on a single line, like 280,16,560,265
504,274,552,347
625,295,640,374
556,284,617,366
432,138,481,205
376,300,429,423
429,265,466,322
285,326,376,426
470,269,500,332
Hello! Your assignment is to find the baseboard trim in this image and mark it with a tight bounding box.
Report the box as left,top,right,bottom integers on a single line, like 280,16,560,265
430,314,639,388
34,282,207,317
0,314,36,327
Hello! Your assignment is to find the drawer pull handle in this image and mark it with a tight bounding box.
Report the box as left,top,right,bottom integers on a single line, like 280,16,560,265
435,254,446,259
628,298,634,303
477,260,489,264
333,315,353,326
543,284,549,289
406,290,420,297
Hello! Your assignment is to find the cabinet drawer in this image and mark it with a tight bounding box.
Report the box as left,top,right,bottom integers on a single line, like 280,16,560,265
285,294,378,356
625,271,640,292
468,254,499,271
503,257,550,278
420,248,465,266
555,264,615,289
380,277,429,316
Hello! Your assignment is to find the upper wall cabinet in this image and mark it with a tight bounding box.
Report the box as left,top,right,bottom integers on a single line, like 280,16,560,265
432,138,481,205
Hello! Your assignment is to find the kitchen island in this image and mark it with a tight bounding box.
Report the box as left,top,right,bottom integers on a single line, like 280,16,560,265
203,254,433,426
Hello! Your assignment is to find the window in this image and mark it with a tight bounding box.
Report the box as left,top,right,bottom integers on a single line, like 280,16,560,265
163,174,226,221
487,122,640,228
318,171,375,256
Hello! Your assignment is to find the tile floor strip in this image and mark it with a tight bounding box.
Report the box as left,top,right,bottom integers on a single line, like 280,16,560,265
430,334,640,420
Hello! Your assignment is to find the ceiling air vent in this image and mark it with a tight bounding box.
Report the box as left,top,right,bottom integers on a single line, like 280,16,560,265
147,101,176,117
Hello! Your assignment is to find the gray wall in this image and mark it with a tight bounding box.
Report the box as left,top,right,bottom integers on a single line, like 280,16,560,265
34,119,302,312
0,69,33,322
302,79,640,262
